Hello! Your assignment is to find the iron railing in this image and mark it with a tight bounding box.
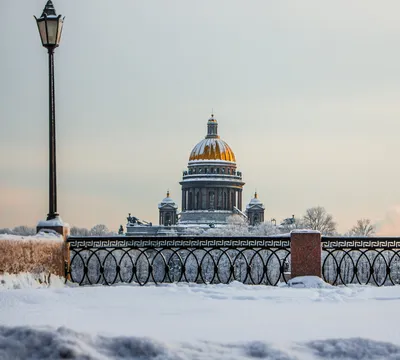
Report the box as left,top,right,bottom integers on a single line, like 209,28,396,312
66,236,291,286
322,237,400,286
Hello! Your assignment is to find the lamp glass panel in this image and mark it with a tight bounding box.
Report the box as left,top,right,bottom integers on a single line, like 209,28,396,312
37,20,47,45
46,19,58,45
56,19,64,45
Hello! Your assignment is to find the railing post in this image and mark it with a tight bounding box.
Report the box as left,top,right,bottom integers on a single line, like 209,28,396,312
290,230,322,278
36,220,70,279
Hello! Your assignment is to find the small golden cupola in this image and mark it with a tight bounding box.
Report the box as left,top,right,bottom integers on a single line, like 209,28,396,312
189,114,236,162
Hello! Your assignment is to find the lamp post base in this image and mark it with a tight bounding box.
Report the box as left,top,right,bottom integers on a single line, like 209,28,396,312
37,216,70,238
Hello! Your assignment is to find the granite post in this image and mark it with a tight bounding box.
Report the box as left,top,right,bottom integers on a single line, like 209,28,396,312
290,230,322,278
36,217,70,279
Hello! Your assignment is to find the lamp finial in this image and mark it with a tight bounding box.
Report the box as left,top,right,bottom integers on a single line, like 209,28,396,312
41,0,57,17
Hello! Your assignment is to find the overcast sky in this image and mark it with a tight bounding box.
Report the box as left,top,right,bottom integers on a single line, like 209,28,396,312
2,1,400,234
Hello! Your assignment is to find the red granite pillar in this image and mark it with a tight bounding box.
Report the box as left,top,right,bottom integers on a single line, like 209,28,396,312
290,230,322,278
36,220,71,279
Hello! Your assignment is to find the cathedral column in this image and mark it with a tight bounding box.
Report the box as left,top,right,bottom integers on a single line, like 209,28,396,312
181,190,185,211
189,191,193,210
238,189,242,211
185,190,188,211
223,190,227,210
198,188,202,210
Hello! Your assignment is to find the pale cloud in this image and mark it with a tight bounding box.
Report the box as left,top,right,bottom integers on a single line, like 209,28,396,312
0,187,46,228
376,207,400,236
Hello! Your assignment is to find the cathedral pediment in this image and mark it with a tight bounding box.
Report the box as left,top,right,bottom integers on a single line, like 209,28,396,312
159,203,177,210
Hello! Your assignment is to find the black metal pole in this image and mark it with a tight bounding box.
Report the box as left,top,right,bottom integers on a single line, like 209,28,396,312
47,47,58,220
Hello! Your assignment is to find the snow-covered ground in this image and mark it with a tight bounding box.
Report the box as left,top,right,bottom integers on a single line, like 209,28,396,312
1,274,400,359
0,231,63,242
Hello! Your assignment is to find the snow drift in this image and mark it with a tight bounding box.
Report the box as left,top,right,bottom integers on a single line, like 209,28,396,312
0,272,65,290
1,325,400,360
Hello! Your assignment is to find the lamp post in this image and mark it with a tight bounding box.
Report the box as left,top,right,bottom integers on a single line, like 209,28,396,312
34,1,64,220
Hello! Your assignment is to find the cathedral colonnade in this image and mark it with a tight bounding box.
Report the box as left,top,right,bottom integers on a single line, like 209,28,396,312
181,188,243,211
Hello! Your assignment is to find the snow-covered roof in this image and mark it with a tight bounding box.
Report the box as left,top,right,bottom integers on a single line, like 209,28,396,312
158,191,178,209
246,193,265,210
181,176,244,183
37,216,69,228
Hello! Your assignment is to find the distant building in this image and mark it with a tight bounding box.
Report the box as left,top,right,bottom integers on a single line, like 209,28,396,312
179,114,246,225
246,192,265,226
126,114,265,235
158,191,178,226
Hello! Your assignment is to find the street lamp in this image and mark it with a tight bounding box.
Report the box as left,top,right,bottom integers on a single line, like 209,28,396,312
34,1,64,220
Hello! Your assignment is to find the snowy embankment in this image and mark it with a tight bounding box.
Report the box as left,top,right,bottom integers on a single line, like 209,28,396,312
1,276,400,359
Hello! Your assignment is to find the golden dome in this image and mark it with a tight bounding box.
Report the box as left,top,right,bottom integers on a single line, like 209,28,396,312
189,138,236,162
189,114,236,162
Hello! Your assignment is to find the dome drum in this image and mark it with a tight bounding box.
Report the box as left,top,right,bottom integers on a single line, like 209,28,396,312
180,185,244,213
182,167,242,179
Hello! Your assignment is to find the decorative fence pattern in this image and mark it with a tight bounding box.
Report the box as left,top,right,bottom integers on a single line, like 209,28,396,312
322,237,400,286
66,236,291,286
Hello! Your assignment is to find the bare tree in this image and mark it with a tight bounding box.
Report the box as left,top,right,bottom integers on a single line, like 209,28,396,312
278,216,305,234
302,206,336,235
89,224,112,236
252,221,280,236
206,215,249,236
0,228,12,234
12,225,36,236
348,218,375,237
70,226,90,236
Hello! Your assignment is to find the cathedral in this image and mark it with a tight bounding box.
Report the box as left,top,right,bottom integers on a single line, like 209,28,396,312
127,114,265,235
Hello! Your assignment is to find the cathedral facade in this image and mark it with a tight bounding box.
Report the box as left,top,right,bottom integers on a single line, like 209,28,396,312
127,114,264,235
178,114,245,225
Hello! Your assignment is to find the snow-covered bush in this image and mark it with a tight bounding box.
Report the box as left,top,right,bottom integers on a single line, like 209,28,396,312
251,222,280,236
0,233,66,277
181,227,206,236
206,215,250,236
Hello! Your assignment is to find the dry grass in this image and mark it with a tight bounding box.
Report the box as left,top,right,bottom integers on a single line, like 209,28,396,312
0,239,68,277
